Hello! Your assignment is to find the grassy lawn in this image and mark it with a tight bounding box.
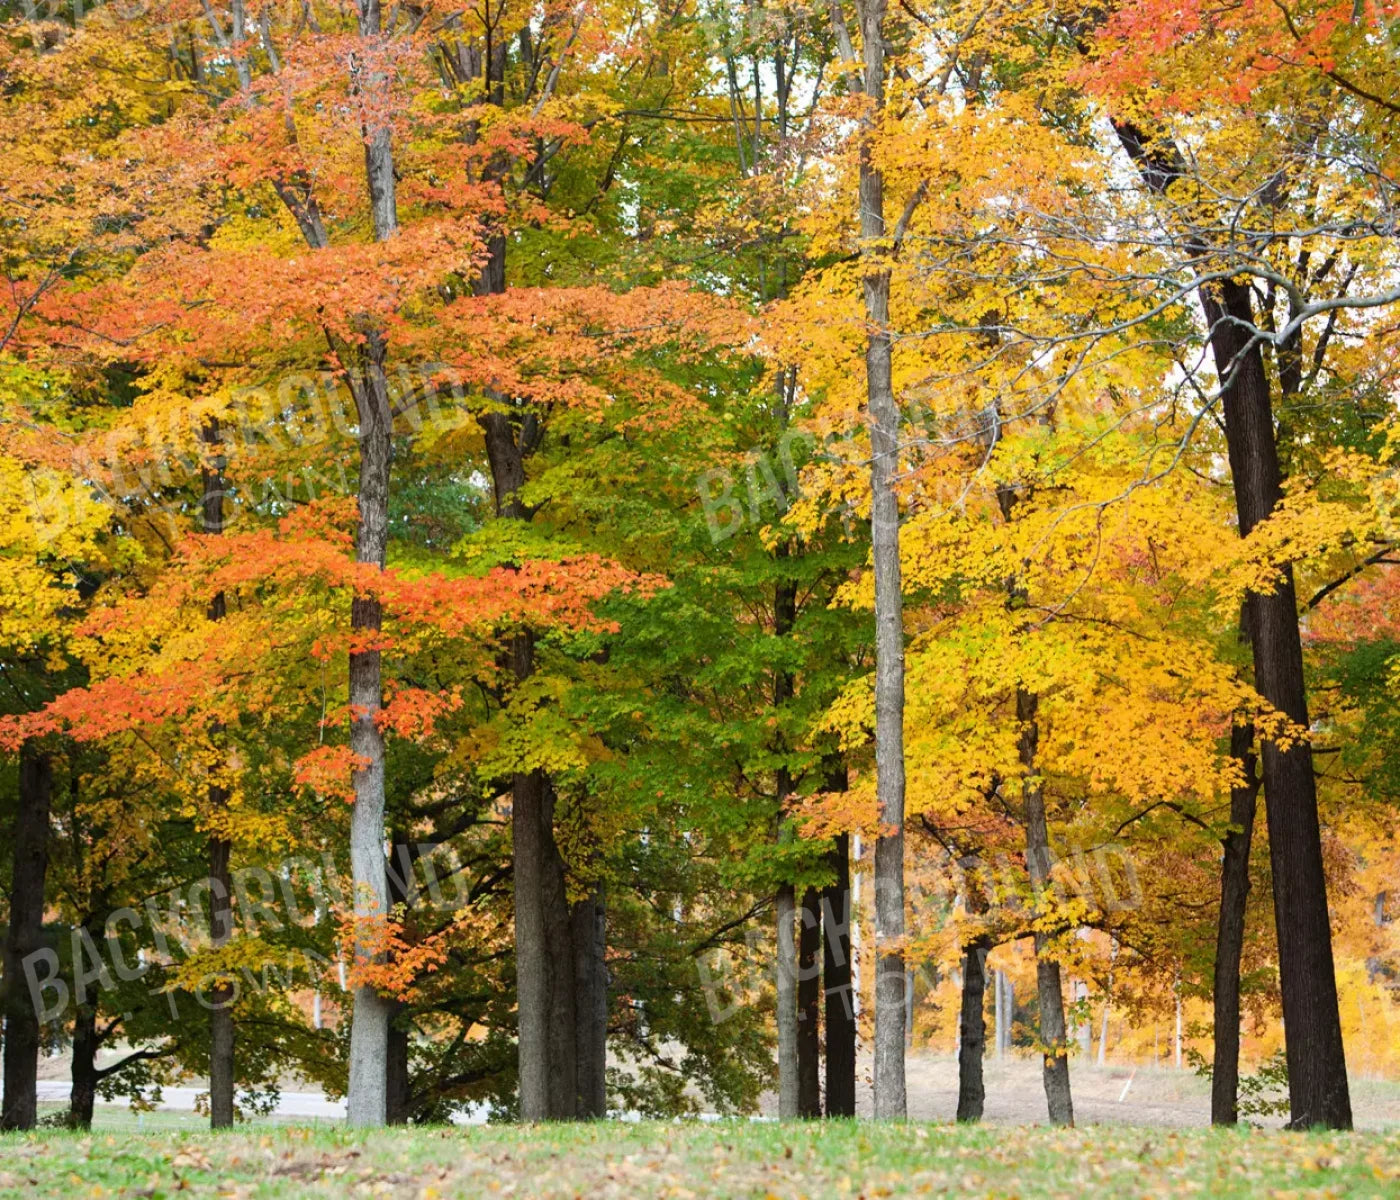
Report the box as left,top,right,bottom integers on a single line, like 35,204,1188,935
3,1121,1400,1198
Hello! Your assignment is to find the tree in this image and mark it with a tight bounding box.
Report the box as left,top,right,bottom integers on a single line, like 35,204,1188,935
852,0,909,1122
1076,0,1400,1126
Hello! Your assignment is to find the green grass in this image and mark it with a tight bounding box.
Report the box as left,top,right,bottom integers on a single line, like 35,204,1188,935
3,1120,1399,1198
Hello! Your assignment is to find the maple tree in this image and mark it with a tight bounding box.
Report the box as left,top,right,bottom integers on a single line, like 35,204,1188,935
1,0,1399,1140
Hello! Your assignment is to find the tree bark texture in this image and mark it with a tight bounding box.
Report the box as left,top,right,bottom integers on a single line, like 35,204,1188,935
1,744,52,1131
956,938,990,1122
776,883,799,1119
858,0,907,1121
203,417,235,1131
1212,722,1260,1125
797,887,822,1118
1113,117,1351,1131
1018,688,1074,1126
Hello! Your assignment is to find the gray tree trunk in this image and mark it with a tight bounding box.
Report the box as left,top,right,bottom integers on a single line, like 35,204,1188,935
344,0,400,1127
776,883,799,1118
1008,968,1019,1052
345,368,394,1127
855,0,907,1122
994,969,1005,1058
513,758,551,1120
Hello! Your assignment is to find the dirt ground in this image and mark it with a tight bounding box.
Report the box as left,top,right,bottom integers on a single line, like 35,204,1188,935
36,1045,1400,1129
826,1052,1400,1129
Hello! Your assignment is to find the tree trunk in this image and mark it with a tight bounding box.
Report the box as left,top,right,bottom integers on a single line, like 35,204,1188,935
1114,119,1352,1132
208,834,235,1128
571,887,608,1118
1175,979,1183,1069
469,204,582,1121
1209,279,1351,1130
1000,972,1015,1056
956,850,992,1120
797,887,822,1118
513,758,551,1121
345,363,394,1126
857,0,907,1121
1098,944,1115,1066
1018,688,1073,1126
542,786,578,1120
1,743,52,1131
823,831,856,1117
202,418,235,1131
384,836,415,1125
69,1001,98,1129
384,1011,410,1125
776,883,799,1118
343,0,400,1128
956,937,991,1122
1212,721,1260,1124
994,969,1005,1058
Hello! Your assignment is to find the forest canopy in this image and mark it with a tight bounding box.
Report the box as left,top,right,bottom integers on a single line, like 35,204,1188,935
0,0,1398,1134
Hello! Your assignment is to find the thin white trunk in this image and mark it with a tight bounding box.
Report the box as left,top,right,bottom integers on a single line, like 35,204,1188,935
994,969,1005,1058
1174,976,1183,1070
1098,940,1116,1066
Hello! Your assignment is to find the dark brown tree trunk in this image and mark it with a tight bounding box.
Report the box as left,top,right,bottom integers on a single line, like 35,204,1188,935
955,848,993,1122
763,308,811,1118
1212,722,1260,1125
822,830,856,1117
1114,120,1352,1131
384,1012,410,1125
542,785,578,1119
571,887,607,1118
956,937,991,1122
771,570,803,1119
1018,688,1074,1126
208,834,234,1128
384,836,415,1125
797,887,822,1117
2,743,52,1131
69,1001,98,1129
202,417,235,1131
1206,279,1352,1130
